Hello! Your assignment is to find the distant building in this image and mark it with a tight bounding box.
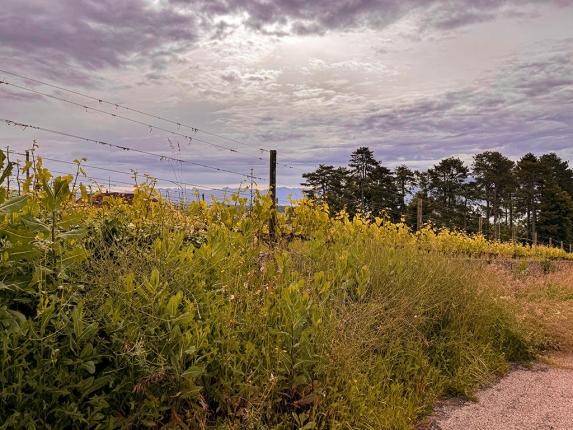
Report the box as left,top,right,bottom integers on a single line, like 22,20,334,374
79,192,135,207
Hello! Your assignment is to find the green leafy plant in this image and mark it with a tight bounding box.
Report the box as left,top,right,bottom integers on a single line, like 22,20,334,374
1,150,569,429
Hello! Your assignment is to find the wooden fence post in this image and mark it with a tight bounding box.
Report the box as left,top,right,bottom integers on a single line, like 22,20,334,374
25,150,30,182
269,149,277,241
5,146,10,195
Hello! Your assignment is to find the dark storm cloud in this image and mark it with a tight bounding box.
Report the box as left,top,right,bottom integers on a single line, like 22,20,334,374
172,0,417,34
0,0,198,82
174,0,573,35
424,9,497,30
2,0,570,82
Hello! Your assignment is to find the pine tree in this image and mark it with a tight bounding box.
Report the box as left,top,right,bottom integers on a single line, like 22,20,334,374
348,147,379,212
535,154,573,243
369,165,400,220
300,148,573,241
427,157,469,229
515,153,541,239
394,165,416,215
539,153,573,195
301,164,350,213
537,184,573,244
472,151,515,238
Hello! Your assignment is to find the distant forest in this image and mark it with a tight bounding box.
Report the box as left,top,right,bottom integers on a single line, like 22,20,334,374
301,147,573,245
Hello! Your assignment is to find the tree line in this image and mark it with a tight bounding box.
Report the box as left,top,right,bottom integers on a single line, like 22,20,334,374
301,147,573,245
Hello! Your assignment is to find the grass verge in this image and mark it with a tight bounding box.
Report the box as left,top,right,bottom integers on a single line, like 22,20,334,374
2,194,572,429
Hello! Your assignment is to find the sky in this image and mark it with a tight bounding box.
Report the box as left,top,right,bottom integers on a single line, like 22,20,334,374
1,0,573,196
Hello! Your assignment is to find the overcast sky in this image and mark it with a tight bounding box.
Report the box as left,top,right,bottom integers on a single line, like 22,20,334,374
1,0,573,192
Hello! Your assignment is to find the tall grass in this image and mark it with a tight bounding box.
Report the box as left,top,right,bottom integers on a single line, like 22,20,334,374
1,184,570,429
495,264,573,352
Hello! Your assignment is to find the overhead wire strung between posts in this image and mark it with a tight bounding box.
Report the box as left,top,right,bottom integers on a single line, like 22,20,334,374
49,168,135,188
0,78,264,159
8,155,252,203
5,149,571,251
8,149,246,194
0,69,294,169
0,68,262,150
1,118,263,180
9,157,131,189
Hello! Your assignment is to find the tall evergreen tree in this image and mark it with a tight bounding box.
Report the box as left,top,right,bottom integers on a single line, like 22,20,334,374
472,151,515,237
534,153,573,244
515,153,541,239
427,157,469,229
369,165,400,220
300,148,573,242
394,165,416,214
416,170,430,197
348,147,379,212
301,164,350,213
461,180,480,232
538,153,573,195
537,184,573,244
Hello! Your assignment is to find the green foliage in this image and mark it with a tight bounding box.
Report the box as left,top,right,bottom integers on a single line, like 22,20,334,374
538,185,573,244
301,164,350,214
0,150,551,429
302,147,573,243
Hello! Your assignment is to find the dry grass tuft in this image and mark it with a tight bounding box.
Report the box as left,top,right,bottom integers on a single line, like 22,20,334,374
492,263,573,351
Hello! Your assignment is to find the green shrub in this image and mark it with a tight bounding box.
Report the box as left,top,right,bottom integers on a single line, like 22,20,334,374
0,154,540,429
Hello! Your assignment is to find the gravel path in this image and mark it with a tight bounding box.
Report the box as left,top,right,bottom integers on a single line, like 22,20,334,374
425,354,573,430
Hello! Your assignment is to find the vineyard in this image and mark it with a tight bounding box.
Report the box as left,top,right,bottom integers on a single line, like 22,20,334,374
2,152,573,429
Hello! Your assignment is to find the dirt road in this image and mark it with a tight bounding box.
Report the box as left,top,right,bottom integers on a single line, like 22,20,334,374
426,354,573,430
